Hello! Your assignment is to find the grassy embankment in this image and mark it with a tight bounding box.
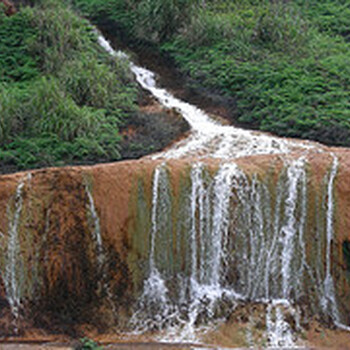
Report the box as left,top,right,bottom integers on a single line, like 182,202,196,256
0,0,188,172
74,0,350,147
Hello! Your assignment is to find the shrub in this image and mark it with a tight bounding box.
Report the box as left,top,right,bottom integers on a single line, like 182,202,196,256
58,54,137,114
159,0,350,147
75,337,104,350
0,84,27,144
27,0,97,73
0,8,39,82
73,0,201,43
252,2,309,52
0,1,140,171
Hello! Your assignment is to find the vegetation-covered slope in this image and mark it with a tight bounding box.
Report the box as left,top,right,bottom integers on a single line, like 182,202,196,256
0,0,188,173
74,0,350,147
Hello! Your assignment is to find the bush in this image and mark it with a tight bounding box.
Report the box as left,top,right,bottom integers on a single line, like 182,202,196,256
26,0,98,73
58,54,137,113
0,8,39,82
75,337,104,350
252,2,309,52
0,0,139,171
73,0,201,43
0,83,27,144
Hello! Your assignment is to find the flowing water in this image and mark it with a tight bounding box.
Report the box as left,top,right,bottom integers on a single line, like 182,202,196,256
98,35,320,161
95,33,350,347
3,173,31,323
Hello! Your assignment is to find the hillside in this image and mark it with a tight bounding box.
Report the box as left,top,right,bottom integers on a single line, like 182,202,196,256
73,0,350,147
0,0,188,173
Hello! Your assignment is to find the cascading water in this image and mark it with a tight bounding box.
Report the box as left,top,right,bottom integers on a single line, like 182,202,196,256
3,173,31,321
128,156,349,345
321,156,350,331
96,32,349,346
0,26,347,349
97,35,318,161
130,164,182,335
86,185,104,268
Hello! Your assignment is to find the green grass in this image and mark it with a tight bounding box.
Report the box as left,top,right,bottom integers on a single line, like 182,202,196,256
0,0,190,173
0,0,137,171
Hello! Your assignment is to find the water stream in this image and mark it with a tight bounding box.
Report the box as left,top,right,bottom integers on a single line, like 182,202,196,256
98,35,320,161
4,173,32,322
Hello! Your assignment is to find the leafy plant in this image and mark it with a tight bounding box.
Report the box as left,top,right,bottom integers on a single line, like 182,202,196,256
0,0,139,172
75,337,104,350
0,8,39,82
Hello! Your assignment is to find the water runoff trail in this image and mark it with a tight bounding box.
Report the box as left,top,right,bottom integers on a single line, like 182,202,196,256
97,34,349,347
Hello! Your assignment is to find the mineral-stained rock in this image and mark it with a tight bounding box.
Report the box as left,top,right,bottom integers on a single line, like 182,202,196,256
0,150,350,344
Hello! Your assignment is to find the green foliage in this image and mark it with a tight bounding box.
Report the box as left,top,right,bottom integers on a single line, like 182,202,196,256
73,0,200,43
296,0,350,38
58,54,136,114
0,0,139,172
75,337,104,350
27,0,98,73
27,77,117,142
0,8,39,82
252,3,309,51
0,84,27,144
71,0,350,146
0,79,122,170
158,0,350,146
133,0,199,42
72,0,136,29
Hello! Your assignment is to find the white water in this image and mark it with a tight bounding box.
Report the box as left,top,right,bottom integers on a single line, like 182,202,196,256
97,35,318,160
281,158,306,299
321,156,350,331
4,173,31,321
86,185,104,267
266,301,296,348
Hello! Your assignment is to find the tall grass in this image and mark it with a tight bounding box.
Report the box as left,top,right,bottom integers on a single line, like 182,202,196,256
58,54,136,113
73,0,201,43
28,0,96,73
0,8,39,81
0,0,139,171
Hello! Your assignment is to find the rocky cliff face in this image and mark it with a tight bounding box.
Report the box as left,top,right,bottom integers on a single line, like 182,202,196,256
0,150,350,346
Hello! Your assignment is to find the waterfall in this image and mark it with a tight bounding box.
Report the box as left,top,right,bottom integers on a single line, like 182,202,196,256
281,158,306,300
86,185,104,268
321,156,350,331
128,155,349,343
0,25,348,347
130,164,178,334
4,173,31,320
266,302,296,348
94,32,350,345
